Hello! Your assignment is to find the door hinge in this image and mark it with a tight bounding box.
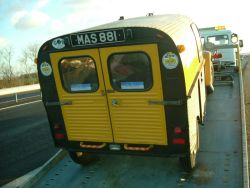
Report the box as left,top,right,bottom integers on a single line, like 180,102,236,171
100,90,115,96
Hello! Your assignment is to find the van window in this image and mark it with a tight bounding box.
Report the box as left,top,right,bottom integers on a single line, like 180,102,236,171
208,35,229,45
60,56,99,92
108,52,152,91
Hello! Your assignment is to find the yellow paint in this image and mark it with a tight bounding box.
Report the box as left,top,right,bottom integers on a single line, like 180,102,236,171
183,56,200,94
50,49,113,142
100,44,167,145
215,25,226,30
178,27,202,94
50,44,167,145
203,51,213,86
177,45,186,53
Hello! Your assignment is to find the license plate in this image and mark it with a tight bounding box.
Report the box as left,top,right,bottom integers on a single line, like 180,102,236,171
70,29,125,47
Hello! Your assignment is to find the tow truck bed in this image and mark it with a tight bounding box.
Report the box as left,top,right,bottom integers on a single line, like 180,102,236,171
31,73,247,188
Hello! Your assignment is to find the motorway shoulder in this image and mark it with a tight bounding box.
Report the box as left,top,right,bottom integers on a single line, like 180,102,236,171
0,101,59,186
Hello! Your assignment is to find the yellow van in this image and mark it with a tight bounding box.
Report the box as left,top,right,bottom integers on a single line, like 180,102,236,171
37,14,214,171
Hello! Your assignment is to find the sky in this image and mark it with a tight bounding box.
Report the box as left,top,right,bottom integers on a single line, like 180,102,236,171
1,0,250,65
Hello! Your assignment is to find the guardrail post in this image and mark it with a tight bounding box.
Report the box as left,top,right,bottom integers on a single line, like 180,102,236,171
15,93,18,103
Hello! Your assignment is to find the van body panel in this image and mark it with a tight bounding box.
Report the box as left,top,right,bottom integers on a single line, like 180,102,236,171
183,57,200,95
49,44,167,145
50,49,114,142
100,44,167,145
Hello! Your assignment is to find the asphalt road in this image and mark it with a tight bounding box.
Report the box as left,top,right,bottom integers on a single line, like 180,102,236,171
0,101,58,186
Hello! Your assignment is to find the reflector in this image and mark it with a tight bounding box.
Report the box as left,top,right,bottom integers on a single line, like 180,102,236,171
212,53,222,59
173,138,185,145
177,45,185,53
174,127,182,134
55,133,65,139
54,123,61,130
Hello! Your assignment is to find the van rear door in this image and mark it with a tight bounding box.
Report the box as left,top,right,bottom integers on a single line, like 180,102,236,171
50,49,113,142
50,44,167,145
100,44,167,145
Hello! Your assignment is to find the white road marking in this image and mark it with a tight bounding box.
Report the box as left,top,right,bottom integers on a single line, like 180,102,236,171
0,100,42,111
0,99,16,104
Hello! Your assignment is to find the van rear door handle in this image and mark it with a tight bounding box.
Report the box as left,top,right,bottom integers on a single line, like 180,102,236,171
111,99,120,106
60,101,73,106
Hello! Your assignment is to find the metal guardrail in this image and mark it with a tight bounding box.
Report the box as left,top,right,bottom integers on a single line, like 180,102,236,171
0,84,40,96
0,84,41,105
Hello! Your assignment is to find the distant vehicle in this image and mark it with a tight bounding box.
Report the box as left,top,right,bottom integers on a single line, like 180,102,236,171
199,26,243,67
37,14,214,172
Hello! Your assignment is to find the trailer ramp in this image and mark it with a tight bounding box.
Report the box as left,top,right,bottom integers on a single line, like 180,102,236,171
33,73,246,188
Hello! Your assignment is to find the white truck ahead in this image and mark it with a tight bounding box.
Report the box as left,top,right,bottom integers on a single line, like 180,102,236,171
199,26,243,66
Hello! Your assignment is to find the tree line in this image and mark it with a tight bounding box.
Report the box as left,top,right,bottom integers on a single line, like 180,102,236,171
0,43,39,89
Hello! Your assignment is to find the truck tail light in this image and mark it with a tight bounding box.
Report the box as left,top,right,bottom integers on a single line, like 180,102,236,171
55,133,65,139
172,138,186,145
212,53,222,59
174,127,183,134
173,126,185,144
53,123,65,140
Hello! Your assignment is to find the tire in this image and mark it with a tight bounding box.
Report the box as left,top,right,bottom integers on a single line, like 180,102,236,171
234,66,239,72
179,152,196,172
206,85,214,94
179,121,199,172
196,120,200,150
69,151,98,165
206,63,214,95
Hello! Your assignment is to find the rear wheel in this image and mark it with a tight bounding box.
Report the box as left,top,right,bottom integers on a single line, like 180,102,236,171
206,85,214,94
179,152,196,172
69,151,98,165
180,121,199,172
234,66,239,72
206,62,214,94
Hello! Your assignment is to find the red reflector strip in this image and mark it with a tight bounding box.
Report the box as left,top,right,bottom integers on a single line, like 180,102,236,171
172,138,186,145
124,144,153,151
55,133,65,139
213,53,222,59
80,142,106,149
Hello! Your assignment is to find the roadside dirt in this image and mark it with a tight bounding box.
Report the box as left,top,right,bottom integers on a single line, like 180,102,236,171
242,59,250,179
